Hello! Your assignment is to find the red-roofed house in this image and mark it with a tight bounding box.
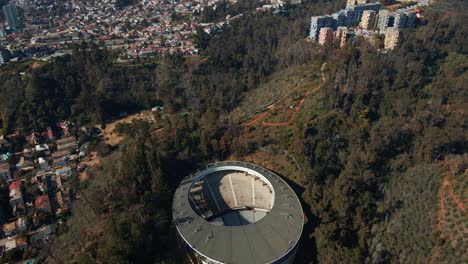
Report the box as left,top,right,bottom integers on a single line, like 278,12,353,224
35,195,51,213
9,179,25,216
9,179,22,191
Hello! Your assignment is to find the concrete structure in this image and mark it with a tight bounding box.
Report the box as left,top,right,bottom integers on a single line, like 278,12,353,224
385,28,400,49
347,0,368,6
352,1,382,10
309,15,335,41
0,46,10,65
313,2,381,39
335,26,351,48
377,9,392,33
394,10,417,28
378,9,417,33
2,4,21,34
404,10,417,27
289,0,301,5
360,10,376,30
0,162,11,179
173,161,304,264
346,2,382,26
393,12,408,28
318,27,334,46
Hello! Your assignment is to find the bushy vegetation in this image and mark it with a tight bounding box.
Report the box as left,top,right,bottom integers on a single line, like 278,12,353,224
2,0,467,263
0,43,158,131
368,164,441,263
288,1,467,262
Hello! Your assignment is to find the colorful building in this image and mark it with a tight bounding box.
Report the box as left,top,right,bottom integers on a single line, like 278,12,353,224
310,15,336,41
318,27,334,46
360,10,377,30
385,28,400,49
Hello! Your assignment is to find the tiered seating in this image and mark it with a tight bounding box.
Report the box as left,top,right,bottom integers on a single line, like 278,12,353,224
189,180,214,219
189,170,274,223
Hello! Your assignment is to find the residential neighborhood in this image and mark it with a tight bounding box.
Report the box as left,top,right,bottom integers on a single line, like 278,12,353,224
0,0,298,64
0,123,95,262
309,0,429,49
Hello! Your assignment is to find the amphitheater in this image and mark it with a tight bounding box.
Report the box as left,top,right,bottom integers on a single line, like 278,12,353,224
173,161,303,264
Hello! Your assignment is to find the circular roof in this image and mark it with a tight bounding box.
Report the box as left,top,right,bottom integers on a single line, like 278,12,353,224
172,161,304,264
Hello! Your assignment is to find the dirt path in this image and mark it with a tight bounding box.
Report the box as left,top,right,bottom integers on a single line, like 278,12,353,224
445,178,465,212
242,63,326,127
429,161,466,264
243,84,321,127
244,112,268,127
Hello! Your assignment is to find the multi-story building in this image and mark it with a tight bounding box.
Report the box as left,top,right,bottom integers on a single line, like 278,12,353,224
318,27,334,46
310,15,336,41
0,46,9,65
2,4,22,34
377,9,391,33
313,2,382,41
360,10,376,29
405,10,417,27
378,9,417,33
347,0,368,6
335,26,349,48
385,27,400,49
393,12,408,28
333,10,349,27
345,2,381,26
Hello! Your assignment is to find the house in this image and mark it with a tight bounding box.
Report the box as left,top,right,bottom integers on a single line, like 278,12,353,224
0,237,17,251
0,162,11,179
36,157,50,172
57,121,71,137
35,195,52,213
29,224,57,244
52,159,69,169
26,132,43,145
55,166,72,178
0,236,27,252
16,217,27,231
34,144,50,154
9,179,23,206
56,136,78,152
56,191,71,214
9,179,25,216
53,146,72,158
3,221,16,237
2,217,26,237
16,157,35,171
15,236,27,250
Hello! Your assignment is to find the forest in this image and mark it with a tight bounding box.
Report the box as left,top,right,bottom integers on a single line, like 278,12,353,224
0,0,467,263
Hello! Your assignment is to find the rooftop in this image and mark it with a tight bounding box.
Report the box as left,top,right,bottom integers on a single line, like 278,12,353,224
173,161,303,264
35,195,50,209
9,179,22,191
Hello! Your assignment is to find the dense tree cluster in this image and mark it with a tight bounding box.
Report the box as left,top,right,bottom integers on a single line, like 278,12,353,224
2,0,467,263
0,42,158,132
290,1,467,262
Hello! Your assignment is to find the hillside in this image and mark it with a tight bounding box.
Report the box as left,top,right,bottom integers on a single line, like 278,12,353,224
0,0,466,263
